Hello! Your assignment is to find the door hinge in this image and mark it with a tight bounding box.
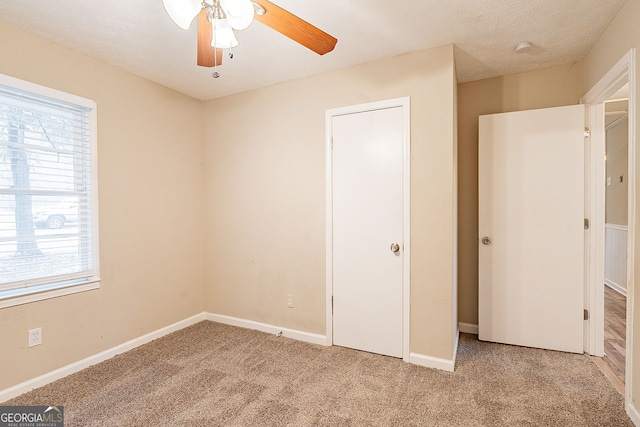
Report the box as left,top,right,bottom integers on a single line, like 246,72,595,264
584,218,589,230
330,137,334,149
331,295,334,314
584,309,589,320
584,127,590,138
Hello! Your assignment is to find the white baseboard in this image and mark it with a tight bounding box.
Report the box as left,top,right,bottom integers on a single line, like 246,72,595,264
627,400,640,426
0,312,206,403
205,312,328,346
605,280,628,297
459,322,479,335
409,351,456,372
409,329,459,373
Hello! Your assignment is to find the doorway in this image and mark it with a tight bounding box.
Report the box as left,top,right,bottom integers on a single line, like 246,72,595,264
597,86,630,394
581,49,636,407
325,97,411,360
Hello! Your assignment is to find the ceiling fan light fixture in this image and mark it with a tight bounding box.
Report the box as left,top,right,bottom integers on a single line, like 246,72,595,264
252,1,265,16
221,0,255,30
170,0,337,69
211,18,239,48
162,0,201,30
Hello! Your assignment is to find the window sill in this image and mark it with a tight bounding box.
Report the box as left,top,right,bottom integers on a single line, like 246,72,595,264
0,279,101,309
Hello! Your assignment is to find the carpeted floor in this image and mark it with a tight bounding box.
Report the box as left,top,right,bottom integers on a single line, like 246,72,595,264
5,321,633,426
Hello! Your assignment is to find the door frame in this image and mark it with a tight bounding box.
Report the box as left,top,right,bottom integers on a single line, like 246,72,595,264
325,97,411,361
581,49,636,407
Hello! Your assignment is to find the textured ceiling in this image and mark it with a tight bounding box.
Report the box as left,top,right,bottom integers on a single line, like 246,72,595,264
0,0,627,101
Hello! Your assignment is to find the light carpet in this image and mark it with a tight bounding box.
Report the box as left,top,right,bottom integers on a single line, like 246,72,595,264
5,321,633,426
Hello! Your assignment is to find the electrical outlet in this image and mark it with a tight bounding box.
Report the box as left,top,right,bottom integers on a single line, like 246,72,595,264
287,295,294,308
28,327,42,347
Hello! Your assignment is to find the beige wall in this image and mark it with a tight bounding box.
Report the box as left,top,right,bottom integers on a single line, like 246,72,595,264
606,116,629,226
457,64,581,324
3,0,636,398
0,29,458,391
0,23,206,390
578,0,640,406
2,0,635,399
203,45,458,360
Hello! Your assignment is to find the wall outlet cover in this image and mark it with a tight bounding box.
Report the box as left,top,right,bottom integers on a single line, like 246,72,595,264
28,327,42,347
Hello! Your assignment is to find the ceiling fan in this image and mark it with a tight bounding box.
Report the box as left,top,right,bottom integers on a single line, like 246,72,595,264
163,0,338,70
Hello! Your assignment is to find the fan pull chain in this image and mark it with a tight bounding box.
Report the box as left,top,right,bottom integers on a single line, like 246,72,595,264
212,46,220,78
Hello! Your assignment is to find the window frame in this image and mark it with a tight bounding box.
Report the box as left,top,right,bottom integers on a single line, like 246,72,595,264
0,73,100,309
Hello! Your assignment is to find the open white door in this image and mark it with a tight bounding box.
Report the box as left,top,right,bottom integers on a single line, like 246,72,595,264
478,105,585,353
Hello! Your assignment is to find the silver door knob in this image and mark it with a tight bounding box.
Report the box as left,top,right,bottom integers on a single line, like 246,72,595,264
390,243,400,253
481,236,491,245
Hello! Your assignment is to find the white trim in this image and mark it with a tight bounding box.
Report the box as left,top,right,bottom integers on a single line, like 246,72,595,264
205,313,327,346
626,49,637,411
459,322,479,335
606,223,629,232
582,51,634,104
325,110,334,348
582,48,636,411
410,327,458,373
584,102,606,357
627,400,640,426
409,351,456,372
0,312,206,403
402,99,411,363
325,97,411,362
0,73,94,109
604,224,628,296
605,280,628,297
90,102,100,288
0,280,100,309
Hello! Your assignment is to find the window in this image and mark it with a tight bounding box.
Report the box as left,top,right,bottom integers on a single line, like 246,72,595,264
0,74,99,308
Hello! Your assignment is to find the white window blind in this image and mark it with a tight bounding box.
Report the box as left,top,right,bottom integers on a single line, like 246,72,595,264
0,74,99,302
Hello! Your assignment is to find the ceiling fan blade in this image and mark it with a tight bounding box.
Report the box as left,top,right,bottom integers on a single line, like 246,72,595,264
197,9,223,67
253,0,337,55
